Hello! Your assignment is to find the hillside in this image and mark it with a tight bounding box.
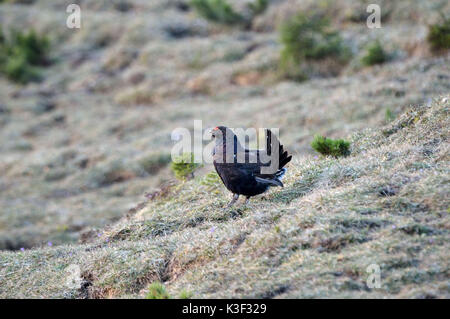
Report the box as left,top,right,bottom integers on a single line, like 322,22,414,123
0,0,449,298
1,97,449,298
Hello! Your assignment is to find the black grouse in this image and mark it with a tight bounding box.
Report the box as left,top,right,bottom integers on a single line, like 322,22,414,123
211,126,292,207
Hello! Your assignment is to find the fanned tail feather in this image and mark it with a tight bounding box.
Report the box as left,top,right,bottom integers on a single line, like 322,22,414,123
266,129,292,171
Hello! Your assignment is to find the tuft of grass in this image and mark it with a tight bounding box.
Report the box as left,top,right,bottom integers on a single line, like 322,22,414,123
190,0,244,25
427,16,450,52
311,135,350,158
145,282,171,299
279,12,351,80
385,108,395,123
6,29,49,66
179,290,193,299
171,152,202,180
361,40,388,66
0,28,50,84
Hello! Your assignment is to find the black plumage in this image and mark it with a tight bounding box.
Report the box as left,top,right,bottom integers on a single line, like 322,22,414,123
212,126,292,207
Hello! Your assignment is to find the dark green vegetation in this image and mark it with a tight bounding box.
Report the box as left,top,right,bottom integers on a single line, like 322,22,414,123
171,152,202,180
145,282,170,299
0,28,49,83
191,0,244,25
385,108,396,123
190,0,268,26
311,135,351,158
427,15,450,52
361,40,389,66
279,12,350,80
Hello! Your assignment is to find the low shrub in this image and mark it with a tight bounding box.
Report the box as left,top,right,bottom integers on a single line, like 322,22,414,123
0,28,50,84
361,40,388,66
311,135,350,158
279,12,351,80
200,170,221,190
385,108,395,123
179,290,193,299
427,16,450,52
171,152,202,180
190,0,244,25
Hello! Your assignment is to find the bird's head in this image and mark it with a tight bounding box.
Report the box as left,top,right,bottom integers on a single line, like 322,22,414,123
211,126,228,139
211,126,238,149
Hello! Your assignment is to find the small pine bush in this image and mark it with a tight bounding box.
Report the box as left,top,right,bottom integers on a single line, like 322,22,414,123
311,135,350,158
8,30,50,66
190,0,244,25
171,152,202,180
145,282,170,299
427,16,450,52
385,108,395,122
0,28,50,84
361,40,388,66
3,53,40,84
279,12,351,80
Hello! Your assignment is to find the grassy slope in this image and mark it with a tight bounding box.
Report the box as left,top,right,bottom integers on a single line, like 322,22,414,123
0,0,449,298
1,97,448,298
